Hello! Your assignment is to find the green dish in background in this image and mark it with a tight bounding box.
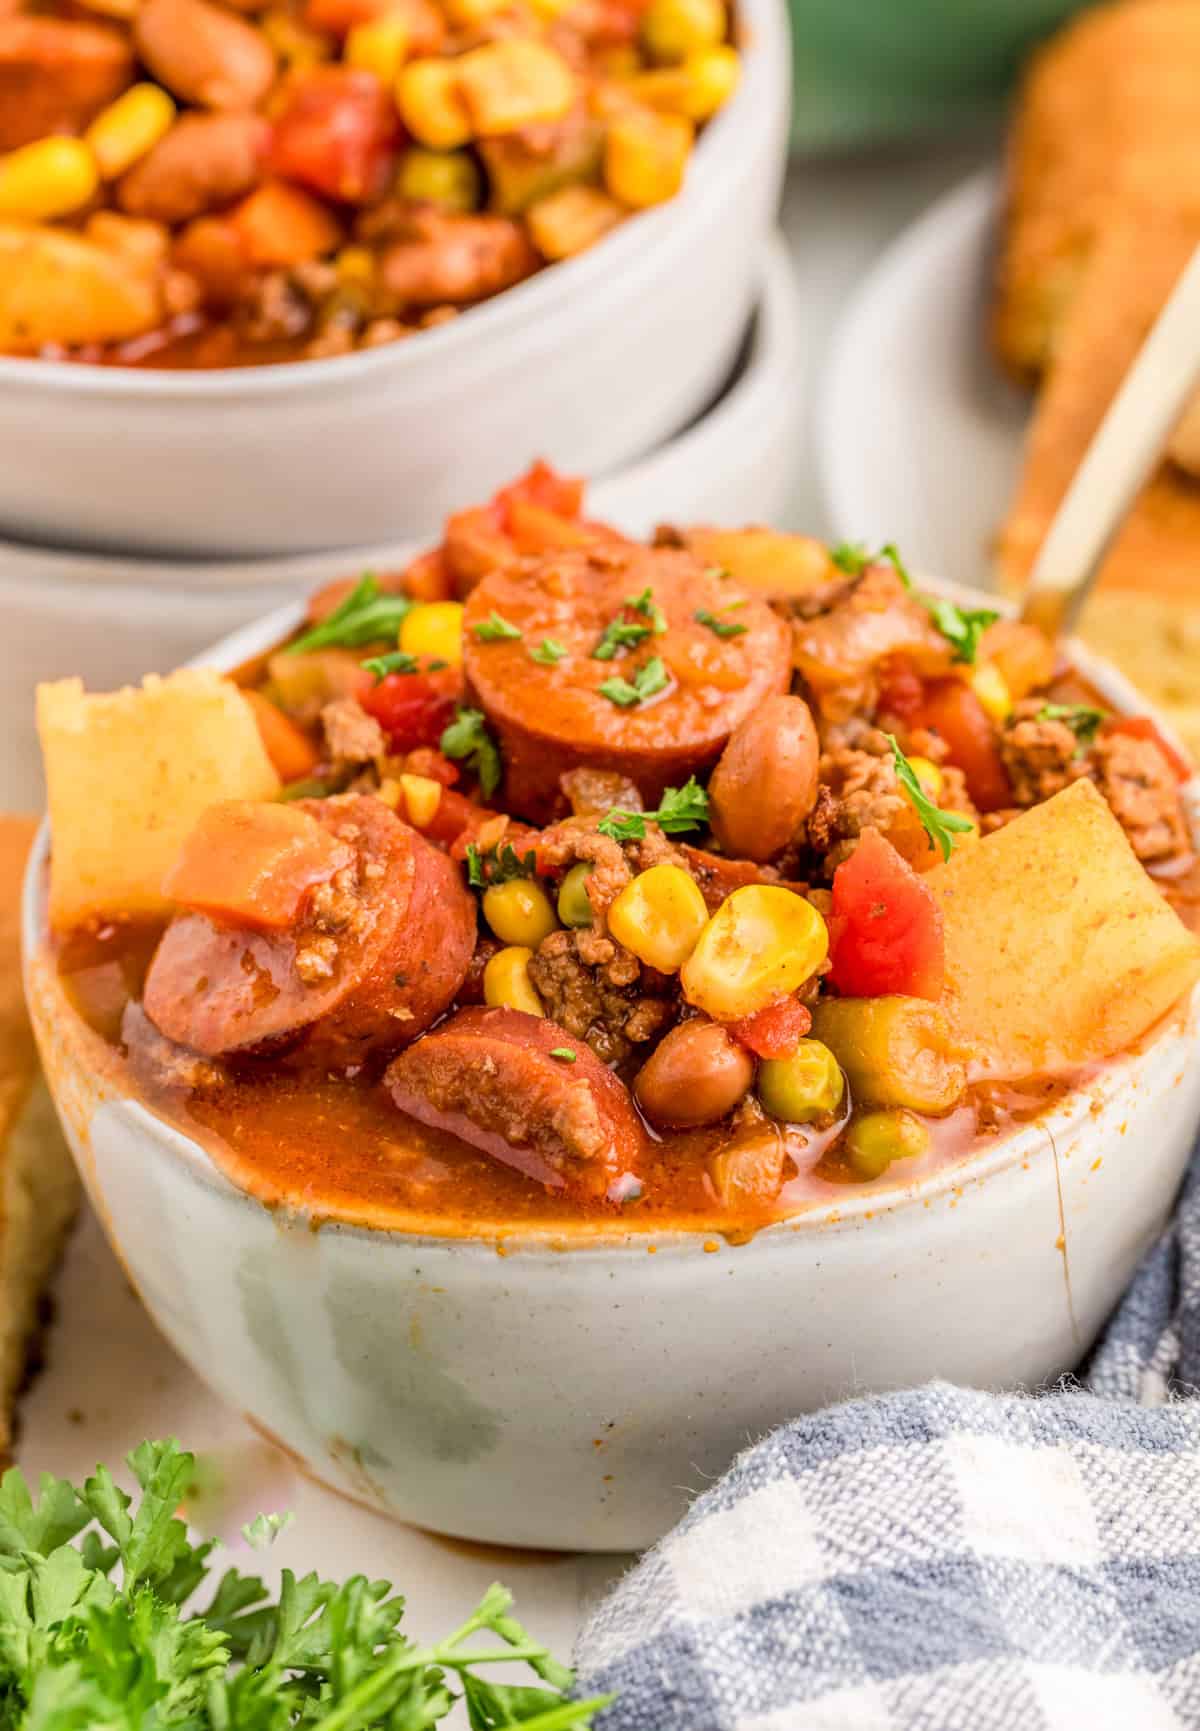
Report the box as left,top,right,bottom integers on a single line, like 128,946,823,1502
788,0,1089,152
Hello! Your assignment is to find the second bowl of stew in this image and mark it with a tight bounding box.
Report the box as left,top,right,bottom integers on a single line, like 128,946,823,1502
26,472,1200,1546
0,0,789,555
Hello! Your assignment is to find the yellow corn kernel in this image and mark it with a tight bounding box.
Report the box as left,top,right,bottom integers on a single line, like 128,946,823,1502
457,39,577,137
526,184,625,260
399,600,465,666
603,107,693,208
529,0,575,19
608,863,708,973
376,776,402,808
262,9,332,67
335,244,375,286
398,771,441,828
85,84,176,180
441,0,509,22
397,147,481,212
397,59,473,149
682,885,828,1022
483,877,558,947
641,0,724,63
0,137,99,222
483,945,544,1016
906,755,942,798
970,661,1012,725
630,46,739,120
346,15,410,84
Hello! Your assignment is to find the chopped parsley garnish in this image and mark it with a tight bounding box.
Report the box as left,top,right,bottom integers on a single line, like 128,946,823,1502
465,840,537,888
830,541,912,587
0,1436,606,1730
887,734,976,862
1037,702,1107,750
472,610,522,642
285,573,412,654
440,706,501,797
362,649,419,680
597,776,709,841
530,637,567,665
592,617,651,660
923,598,1000,664
694,607,748,639
598,656,670,708
626,586,668,633
550,1046,577,1062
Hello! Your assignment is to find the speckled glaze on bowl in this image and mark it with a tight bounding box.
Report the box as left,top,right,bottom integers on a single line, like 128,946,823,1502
0,0,790,560
23,590,1200,1550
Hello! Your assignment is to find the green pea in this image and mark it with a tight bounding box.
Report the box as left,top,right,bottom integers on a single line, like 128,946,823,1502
844,1109,931,1180
757,1039,844,1124
557,861,594,928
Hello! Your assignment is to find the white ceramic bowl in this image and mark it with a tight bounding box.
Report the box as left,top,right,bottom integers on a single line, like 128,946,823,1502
24,591,1200,1551
0,235,802,810
0,0,790,561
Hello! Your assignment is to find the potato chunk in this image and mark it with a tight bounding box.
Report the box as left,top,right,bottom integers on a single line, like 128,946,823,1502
681,529,836,599
927,779,1200,1079
0,223,161,351
38,669,280,932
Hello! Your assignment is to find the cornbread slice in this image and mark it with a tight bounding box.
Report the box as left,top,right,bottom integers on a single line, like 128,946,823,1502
0,816,79,1457
993,0,1200,380
997,212,1200,760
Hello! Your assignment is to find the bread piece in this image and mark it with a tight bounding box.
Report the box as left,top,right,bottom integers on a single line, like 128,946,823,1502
993,0,1200,380
38,668,280,933
0,816,79,1456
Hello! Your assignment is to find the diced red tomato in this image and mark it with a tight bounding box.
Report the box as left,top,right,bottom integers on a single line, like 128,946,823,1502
271,67,398,205
875,654,925,724
1103,715,1193,783
729,997,813,1059
912,677,1011,813
360,665,459,751
827,827,945,1001
494,460,584,526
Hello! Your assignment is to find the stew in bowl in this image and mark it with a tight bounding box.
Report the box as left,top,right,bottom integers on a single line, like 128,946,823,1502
34,464,1200,1243
0,0,738,365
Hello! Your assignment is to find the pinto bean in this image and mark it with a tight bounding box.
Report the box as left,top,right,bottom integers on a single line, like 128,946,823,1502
634,1020,754,1129
134,0,275,110
380,208,539,307
0,16,132,149
118,110,269,223
708,693,820,862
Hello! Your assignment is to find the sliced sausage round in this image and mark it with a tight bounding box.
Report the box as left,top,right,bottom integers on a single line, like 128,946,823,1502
0,17,132,150
462,544,792,823
143,795,475,1068
385,1005,645,1199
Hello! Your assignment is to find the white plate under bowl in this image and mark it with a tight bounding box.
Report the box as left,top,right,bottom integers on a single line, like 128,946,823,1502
0,234,802,810
0,0,790,560
819,170,1030,588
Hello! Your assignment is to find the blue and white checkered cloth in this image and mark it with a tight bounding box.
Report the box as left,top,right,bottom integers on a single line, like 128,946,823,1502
574,1150,1200,1729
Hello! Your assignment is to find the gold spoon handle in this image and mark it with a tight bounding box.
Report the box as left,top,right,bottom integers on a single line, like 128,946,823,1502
1021,241,1200,640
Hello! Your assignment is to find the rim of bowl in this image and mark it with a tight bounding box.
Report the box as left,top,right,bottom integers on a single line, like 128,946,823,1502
0,0,786,402
0,231,798,592
25,572,1200,1256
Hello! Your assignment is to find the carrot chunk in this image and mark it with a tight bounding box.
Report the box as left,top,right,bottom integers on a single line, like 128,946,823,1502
243,689,320,783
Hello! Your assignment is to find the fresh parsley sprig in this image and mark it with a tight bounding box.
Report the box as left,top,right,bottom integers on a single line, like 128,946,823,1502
1037,702,1107,750
923,598,1000,665
592,618,651,661
465,840,537,889
286,575,413,656
598,657,670,708
361,649,419,681
597,777,709,841
441,707,502,798
626,586,667,633
530,638,567,666
0,1439,607,1730
694,608,747,639
887,734,976,862
830,541,912,587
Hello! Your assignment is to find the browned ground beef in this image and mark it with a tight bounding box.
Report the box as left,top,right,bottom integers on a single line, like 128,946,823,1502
999,702,1084,806
529,927,672,1065
1092,733,1192,867
321,698,386,770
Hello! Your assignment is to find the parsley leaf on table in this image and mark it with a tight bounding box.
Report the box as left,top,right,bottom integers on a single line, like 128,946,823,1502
0,1439,608,1730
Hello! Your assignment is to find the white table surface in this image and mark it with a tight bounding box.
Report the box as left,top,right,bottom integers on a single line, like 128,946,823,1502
16,137,999,1695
